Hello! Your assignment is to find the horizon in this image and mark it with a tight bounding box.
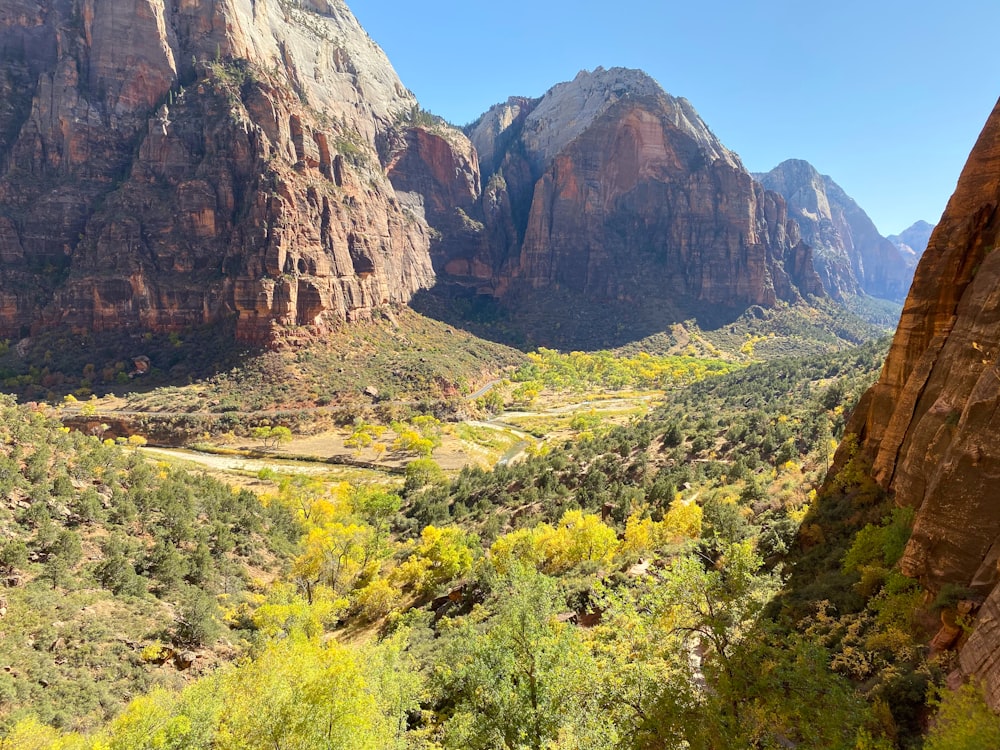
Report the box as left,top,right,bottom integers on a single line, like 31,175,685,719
350,0,1000,237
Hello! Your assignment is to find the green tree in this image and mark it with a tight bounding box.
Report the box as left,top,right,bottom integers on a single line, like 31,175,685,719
214,639,402,750
174,586,223,647
437,568,611,749
0,539,28,574
660,541,779,734
251,425,293,450
94,534,146,597
40,529,82,589
924,681,1000,750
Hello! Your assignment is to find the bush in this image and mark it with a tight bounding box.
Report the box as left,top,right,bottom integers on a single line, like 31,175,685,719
173,586,223,647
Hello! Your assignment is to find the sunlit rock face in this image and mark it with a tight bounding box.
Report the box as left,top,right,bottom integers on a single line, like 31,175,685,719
756,159,913,302
841,97,1000,708
395,67,824,347
0,0,434,343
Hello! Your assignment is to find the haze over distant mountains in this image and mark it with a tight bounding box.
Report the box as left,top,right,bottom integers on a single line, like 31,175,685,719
888,220,935,266
755,160,923,303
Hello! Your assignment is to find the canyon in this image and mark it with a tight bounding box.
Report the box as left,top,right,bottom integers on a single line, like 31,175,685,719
1,1,916,352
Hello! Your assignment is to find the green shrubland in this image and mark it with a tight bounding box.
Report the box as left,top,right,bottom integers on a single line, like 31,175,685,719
1,329,987,749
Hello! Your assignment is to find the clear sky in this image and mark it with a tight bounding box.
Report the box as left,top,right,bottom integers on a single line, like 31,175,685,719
350,0,1000,236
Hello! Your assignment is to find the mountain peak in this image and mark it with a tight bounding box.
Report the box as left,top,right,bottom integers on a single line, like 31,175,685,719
888,220,935,264
516,67,738,171
904,219,935,233
756,159,913,302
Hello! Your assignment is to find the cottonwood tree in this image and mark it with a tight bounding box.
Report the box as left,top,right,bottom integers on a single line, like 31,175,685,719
436,567,613,749
251,425,292,450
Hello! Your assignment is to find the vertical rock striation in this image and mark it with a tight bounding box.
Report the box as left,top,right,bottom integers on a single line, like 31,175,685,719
0,0,434,343
841,96,1000,707
393,67,824,347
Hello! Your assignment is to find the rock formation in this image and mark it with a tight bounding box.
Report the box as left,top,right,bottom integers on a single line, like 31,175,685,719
0,0,434,343
841,96,1000,707
888,219,935,268
394,68,824,347
3,5,846,351
756,159,913,302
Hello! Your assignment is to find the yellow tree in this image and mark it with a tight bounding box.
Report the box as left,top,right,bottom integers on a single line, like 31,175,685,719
293,522,373,602
393,525,474,594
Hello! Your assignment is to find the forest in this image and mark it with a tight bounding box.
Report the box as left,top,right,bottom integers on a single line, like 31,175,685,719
0,331,995,750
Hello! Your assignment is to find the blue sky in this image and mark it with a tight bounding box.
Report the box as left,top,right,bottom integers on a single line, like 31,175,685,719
350,0,1000,236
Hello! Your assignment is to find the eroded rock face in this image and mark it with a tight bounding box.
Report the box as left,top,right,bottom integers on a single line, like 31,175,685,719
396,67,823,345
841,96,1000,706
756,159,912,302
383,121,486,278
513,101,820,308
0,0,434,343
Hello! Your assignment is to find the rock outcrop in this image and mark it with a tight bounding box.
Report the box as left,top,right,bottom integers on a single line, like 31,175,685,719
396,68,824,346
841,96,1000,707
0,0,434,343
756,159,913,302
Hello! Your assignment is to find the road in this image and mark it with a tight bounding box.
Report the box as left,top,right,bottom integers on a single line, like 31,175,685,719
467,380,501,400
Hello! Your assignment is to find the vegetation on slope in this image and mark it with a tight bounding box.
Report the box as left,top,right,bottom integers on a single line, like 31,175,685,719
0,396,300,732
0,307,524,416
2,318,996,748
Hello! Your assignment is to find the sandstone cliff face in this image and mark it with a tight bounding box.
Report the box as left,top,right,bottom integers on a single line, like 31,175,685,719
512,99,819,308
841,97,1000,707
0,0,434,343
756,159,912,302
401,68,824,345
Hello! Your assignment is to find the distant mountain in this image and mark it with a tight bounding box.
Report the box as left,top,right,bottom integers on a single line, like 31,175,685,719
755,160,913,303
888,220,935,267
395,67,824,347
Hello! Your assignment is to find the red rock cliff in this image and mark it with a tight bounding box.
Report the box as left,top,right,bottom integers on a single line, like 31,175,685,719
431,68,825,345
843,96,1000,707
0,0,434,343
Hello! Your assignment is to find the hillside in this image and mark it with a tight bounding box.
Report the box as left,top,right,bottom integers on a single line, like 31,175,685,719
4,0,1000,747
0,395,301,732
755,159,914,302
0,333,897,745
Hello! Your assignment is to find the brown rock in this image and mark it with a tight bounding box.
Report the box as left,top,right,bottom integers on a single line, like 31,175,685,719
840,96,1000,707
173,650,197,670
406,68,825,347
0,0,434,344
929,609,963,653
512,102,819,309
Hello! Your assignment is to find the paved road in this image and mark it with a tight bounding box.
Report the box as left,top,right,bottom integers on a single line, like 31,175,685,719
467,380,502,400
